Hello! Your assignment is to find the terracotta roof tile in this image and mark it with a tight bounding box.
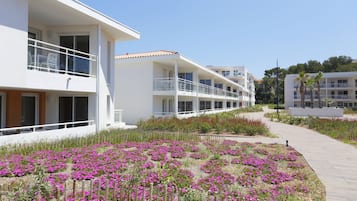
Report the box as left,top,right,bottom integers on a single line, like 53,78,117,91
116,50,178,59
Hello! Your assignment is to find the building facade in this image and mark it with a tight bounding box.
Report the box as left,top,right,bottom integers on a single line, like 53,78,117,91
115,51,246,124
206,66,256,107
0,0,139,137
285,72,357,108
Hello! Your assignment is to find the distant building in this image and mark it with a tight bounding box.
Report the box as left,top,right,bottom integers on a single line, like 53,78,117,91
285,72,357,108
115,51,246,124
206,66,255,107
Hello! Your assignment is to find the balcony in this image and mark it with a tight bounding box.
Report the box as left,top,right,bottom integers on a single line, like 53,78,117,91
294,95,352,100
320,83,352,88
153,77,239,99
27,38,97,77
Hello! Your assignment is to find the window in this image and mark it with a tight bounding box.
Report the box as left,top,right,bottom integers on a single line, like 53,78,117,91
330,81,335,87
233,102,237,108
200,101,211,110
214,101,223,109
355,91,357,99
337,91,348,99
222,71,230,77
0,93,4,128
355,80,357,87
331,91,335,99
227,102,231,108
337,80,348,87
59,97,88,127
199,79,211,86
21,94,38,126
233,69,240,76
214,83,223,89
162,99,167,113
178,72,193,81
178,101,193,113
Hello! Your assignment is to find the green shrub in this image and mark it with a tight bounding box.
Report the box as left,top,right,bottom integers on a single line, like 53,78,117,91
199,122,211,133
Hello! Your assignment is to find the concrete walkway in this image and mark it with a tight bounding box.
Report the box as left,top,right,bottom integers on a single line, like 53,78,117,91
237,108,357,201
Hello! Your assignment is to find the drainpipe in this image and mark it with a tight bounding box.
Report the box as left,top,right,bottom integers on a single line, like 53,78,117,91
96,25,101,133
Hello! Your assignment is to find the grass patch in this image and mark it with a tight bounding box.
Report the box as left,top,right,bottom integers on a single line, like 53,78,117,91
0,130,200,157
138,108,269,136
344,108,357,115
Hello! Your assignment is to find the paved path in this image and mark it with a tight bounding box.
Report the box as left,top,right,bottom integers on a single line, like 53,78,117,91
236,108,357,201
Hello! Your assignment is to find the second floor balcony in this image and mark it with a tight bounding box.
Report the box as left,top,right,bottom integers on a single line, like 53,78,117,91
153,77,239,99
28,38,97,77
294,94,352,100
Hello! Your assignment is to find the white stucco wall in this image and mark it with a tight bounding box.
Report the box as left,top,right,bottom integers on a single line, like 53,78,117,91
284,74,296,108
0,0,28,88
115,61,154,124
288,107,343,117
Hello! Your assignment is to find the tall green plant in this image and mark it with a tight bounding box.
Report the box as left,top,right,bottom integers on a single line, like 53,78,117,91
305,78,315,108
295,72,309,108
314,71,324,108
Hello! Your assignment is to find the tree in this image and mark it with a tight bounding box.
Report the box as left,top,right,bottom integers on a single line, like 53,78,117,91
305,78,315,108
307,60,323,73
295,72,309,108
255,67,287,104
314,71,324,108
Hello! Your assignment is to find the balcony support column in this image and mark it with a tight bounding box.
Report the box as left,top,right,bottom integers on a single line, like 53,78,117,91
95,24,101,133
174,61,178,116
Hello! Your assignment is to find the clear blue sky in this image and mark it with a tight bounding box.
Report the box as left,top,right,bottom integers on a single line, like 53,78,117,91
81,0,357,79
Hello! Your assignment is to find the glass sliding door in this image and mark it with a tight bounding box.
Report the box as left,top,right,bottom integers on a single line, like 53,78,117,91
59,97,73,128
59,96,88,128
74,97,88,126
22,95,37,126
0,95,3,128
60,35,89,76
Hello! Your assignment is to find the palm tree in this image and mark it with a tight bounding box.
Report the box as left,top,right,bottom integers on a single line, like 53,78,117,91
295,72,309,108
314,71,324,108
305,78,315,108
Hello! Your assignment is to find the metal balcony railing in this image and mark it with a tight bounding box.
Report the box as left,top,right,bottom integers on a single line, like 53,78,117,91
27,38,97,77
0,120,94,136
153,77,241,99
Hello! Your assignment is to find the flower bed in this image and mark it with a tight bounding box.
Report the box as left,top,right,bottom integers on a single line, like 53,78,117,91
0,139,324,200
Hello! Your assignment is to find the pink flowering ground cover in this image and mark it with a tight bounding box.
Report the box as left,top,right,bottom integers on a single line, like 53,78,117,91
0,139,325,201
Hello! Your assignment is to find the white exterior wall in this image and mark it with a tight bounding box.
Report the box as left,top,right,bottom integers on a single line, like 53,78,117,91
284,74,296,108
0,0,140,137
0,0,28,88
115,61,154,124
97,31,115,129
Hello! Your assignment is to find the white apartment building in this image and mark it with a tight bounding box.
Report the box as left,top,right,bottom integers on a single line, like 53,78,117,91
115,51,246,124
285,72,357,108
206,66,256,107
0,0,139,138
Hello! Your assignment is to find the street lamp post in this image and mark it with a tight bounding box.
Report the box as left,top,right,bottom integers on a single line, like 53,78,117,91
276,62,280,116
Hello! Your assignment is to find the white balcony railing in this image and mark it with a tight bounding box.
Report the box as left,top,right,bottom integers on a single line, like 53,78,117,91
27,38,97,77
0,120,94,136
178,78,194,92
294,95,352,100
114,109,123,123
153,77,241,99
153,78,175,91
